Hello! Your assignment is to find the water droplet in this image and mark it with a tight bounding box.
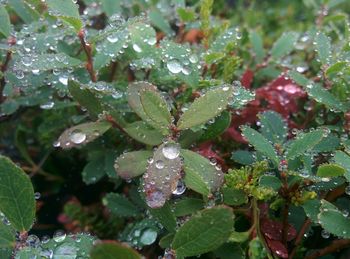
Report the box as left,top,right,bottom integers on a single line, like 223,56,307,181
147,37,156,45
34,192,41,200
53,230,66,242
321,229,330,239
162,143,180,160
41,235,50,244
140,229,157,245
133,43,142,53
155,160,165,169
26,235,40,247
53,140,61,147
107,34,119,43
22,56,32,67
172,180,186,195
146,190,166,208
189,54,198,63
40,101,55,110
69,130,86,144
167,59,182,74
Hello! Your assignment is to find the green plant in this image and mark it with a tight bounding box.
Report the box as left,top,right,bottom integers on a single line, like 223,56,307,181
0,0,350,258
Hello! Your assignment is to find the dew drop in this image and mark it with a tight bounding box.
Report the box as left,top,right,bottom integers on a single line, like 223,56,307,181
162,143,180,160
321,229,330,239
132,43,142,53
140,229,157,245
69,130,86,144
172,180,186,195
155,160,165,169
53,230,66,242
166,59,182,74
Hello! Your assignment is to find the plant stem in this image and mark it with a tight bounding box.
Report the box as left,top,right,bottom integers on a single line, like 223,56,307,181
252,198,273,259
289,218,311,258
78,29,97,82
305,239,350,259
0,37,15,104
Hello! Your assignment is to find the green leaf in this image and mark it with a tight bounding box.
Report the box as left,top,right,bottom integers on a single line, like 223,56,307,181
0,222,15,249
229,82,255,109
199,111,231,142
334,151,350,181
210,27,240,53
314,32,331,65
114,151,152,179
0,6,11,37
259,175,282,191
316,163,345,178
177,85,234,130
90,241,141,259
258,111,287,145
287,71,346,112
0,155,35,231
124,121,163,146
177,7,196,22
56,121,111,149
271,32,298,59
127,82,169,135
313,134,340,152
241,126,279,166
149,202,177,233
172,206,234,257
250,31,265,63
231,150,255,165
8,0,40,23
101,0,121,17
182,149,224,196
46,0,83,32
302,199,321,223
144,143,182,208
286,130,324,160
82,157,106,185
222,187,248,206
103,193,140,217
68,80,104,119
326,61,347,76
173,198,205,217
16,53,82,72
159,233,175,249
318,201,350,238
149,9,172,35
140,90,172,132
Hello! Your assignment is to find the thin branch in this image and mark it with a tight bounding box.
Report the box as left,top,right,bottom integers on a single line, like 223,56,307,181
305,239,350,259
290,218,311,258
78,29,97,82
0,37,16,104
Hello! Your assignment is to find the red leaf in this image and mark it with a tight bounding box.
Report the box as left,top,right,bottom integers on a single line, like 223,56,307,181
261,218,297,242
266,238,289,258
241,69,254,89
194,142,227,171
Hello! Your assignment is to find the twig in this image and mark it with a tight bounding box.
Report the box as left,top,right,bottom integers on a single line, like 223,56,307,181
78,29,97,82
109,61,118,82
289,218,311,258
0,37,16,104
305,239,350,259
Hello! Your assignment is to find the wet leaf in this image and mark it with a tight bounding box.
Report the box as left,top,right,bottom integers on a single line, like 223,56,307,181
177,85,234,130
149,202,177,232
103,193,140,217
143,143,182,208
316,163,345,178
8,0,40,23
172,206,234,257
56,121,111,149
140,89,172,133
0,6,11,37
318,200,350,238
241,126,279,166
114,151,152,180
0,155,35,231
250,31,265,63
46,0,82,32
286,130,324,160
173,198,205,217
334,151,350,181
90,241,141,259
199,111,231,142
315,32,331,65
124,121,163,146
258,111,287,145
182,149,224,196
222,187,248,206
68,80,104,119
270,32,298,59
0,222,15,249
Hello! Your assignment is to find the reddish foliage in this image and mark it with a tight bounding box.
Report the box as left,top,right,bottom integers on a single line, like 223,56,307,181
241,69,254,89
225,74,307,143
194,142,227,171
265,238,289,258
261,218,297,242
